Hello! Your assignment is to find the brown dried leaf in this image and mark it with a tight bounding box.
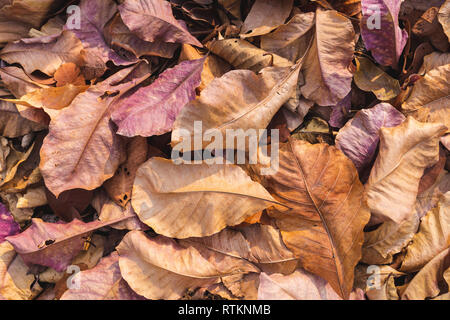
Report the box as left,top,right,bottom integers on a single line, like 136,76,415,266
257,139,370,299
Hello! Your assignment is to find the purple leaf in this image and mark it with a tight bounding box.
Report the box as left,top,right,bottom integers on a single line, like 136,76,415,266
329,93,351,128
68,0,137,72
112,58,204,137
0,203,20,243
60,252,145,300
360,0,408,68
5,215,134,272
118,0,202,47
335,103,405,177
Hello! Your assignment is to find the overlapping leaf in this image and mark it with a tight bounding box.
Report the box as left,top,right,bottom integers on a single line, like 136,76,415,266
300,8,355,106
131,157,276,238
116,231,259,300
360,0,408,68
365,117,447,224
40,64,150,197
257,139,370,299
112,58,204,137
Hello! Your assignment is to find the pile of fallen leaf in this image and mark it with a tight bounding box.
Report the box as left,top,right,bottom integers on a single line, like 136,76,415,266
0,0,449,301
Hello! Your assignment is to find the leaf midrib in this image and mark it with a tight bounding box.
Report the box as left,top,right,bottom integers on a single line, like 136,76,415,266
287,139,345,298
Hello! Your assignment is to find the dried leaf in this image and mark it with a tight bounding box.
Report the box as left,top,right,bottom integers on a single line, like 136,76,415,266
335,103,405,175
172,64,301,150
401,192,450,272
0,31,85,76
0,203,20,243
116,230,259,299
438,0,450,39
258,139,370,299
402,247,450,299
118,0,202,47
402,52,450,134
40,64,150,197
260,12,315,63
208,38,293,72
53,63,85,87
70,0,137,79
240,0,293,38
0,242,41,300
0,101,45,138
365,117,447,224
60,252,145,300
4,84,89,113
104,137,148,207
179,44,232,91
5,214,134,272
112,59,204,137
258,269,343,300
301,8,355,106
0,66,47,98
92,189,145,231
354,56,401,100
132,157,276,238
360,0,408,68
105,13,178,61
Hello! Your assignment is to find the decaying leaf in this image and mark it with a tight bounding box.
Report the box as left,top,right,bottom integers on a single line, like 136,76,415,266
112,59,204,137
105,14,178,60
103,137,148,207
207,38,293,72
0,203,20,243
260,12,315,63
116,231,259,299
118,0,202,47
5,214,135,272
402,52,450,134
0,31,85,76
172,64,301,150
0,241,42,300
354,56,401,100
69,0,137,78
40,64,150,198
60,252,145,300
240,0,293,38
4,84,89,114
401,192,450,272
300,8,355,106
257,139,370,299
438,0,450,39
360,0,408,68
335,103,405,176
0,66,48,99
365,117,447,224
0,0,448,302
0,101,45,138
258,269,342,300
132,158,276,238
402,247,450,299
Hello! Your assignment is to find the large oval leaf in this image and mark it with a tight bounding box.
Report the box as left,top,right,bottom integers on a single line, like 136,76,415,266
116,231,258,300
365,117,447,224
257,139,370,299
131,157,276,238
172,64,301,150
112,58,204,137
40,64,150,197
300,8,355,106
360,0,408,68
118,0,202,47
